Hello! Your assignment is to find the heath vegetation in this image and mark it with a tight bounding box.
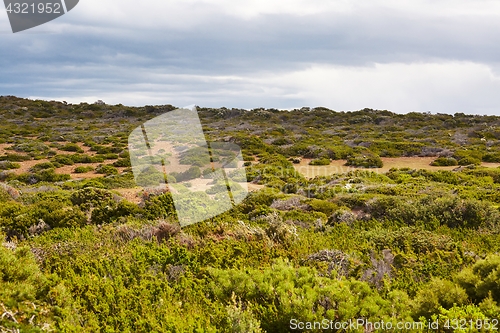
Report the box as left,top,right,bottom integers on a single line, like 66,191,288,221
1,96,500,332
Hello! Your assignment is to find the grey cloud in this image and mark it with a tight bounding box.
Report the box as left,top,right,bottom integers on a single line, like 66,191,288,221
1,2,500,113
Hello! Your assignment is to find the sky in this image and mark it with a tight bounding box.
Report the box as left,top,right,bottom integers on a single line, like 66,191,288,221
1,0,500,114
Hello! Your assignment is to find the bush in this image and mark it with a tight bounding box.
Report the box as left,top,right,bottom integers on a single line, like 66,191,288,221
96,164,119,175
0,153,31,162
483,152,500,163
345,153,383,168
456,255,500,303
143,193,177,220
307,199,339,216
0,197,87,238
414,278,468,318
52,154,74,166
308,158,330,166
179,147,211,167
176,166,201,182
0,161,20,170
70,154,104,163
90,200,141,225
364,195,500,230
104,153,119,160
14,169,70,184
136,166,166,187
208,259,405,332
0,245,73,330
70,187,115,210
74,166,94,173
458,156,481,166
113,158,131,167
30,161,56,172
60,143,84,153
453,150,483,166
430,157,458,166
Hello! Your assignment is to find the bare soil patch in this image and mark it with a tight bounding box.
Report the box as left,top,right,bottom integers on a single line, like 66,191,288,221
294,157,500,178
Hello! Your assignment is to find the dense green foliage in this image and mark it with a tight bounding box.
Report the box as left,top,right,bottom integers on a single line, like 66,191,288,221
1,97,500,331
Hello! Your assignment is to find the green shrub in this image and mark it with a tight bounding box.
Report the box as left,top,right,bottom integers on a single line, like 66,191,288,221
365,195,500,230
414,278,468,318
96,164,119,175
458,156,481,166
0,153,31,162
208,259,406,332
430,157,458,166
308,158,330,166
70,154,104,163
30,161,56,172
483,152,500,163
136,166,166,186
0,187,13,202
456,255,500,303
91,145,117,154
74,166,94,173
143,193,177,220
14,169,70,184
179,147,211,167
454,150,483,165
306,199,339,215
52,154,74,165
0,245,74,331
271,137,291,146
345,153,383,168
104,153,119,160
176,166,201,181
0,161,20,170
60,143,84,153
113,158,131,167
91,200,141,225
119,150,130,158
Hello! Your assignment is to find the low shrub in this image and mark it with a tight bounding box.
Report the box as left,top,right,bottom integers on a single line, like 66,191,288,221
104,153,119,160
458,156,481,166
70,154,104,163
14,169,70,184
309,158,330,166
60,143,84,153
0,153,31,162
113,158,131,167
430,157,458,166
414,278,468,318
345,153,383,168
30,161,56,172
483,152,500,163
74,166,94,173
0,161,20,170
51,155,74,166
143,193,177,220
96,164,119,175
175,166,201,182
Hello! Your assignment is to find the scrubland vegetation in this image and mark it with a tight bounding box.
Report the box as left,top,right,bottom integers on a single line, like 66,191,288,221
1,96,500,332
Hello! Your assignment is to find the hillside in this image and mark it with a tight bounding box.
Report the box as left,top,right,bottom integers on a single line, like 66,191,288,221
1,96,500,332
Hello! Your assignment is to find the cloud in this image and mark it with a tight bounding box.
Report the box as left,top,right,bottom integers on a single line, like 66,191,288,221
264,61,500,114
1,0,500,114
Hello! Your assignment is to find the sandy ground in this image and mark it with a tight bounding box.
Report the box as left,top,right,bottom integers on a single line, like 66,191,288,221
6,140,499,195
294,157,500,178
114,188,143,204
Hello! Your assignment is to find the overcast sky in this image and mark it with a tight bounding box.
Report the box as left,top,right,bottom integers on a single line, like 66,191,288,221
1,0,500,114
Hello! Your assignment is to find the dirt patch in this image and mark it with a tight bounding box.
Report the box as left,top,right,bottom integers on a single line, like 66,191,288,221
294,157,500,178
114,188,143,204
